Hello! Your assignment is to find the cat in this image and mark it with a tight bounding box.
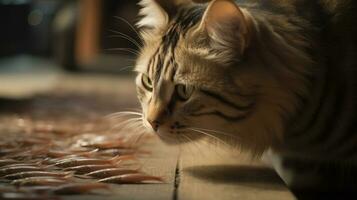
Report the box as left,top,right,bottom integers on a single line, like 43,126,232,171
134,0,357,192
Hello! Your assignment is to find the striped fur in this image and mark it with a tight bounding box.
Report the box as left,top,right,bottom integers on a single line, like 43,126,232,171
135,0,357,189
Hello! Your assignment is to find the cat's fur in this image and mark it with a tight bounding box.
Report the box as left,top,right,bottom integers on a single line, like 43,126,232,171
135,0,357,190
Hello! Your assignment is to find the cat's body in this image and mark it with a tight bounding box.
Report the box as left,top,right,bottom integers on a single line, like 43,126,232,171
135,0,357,191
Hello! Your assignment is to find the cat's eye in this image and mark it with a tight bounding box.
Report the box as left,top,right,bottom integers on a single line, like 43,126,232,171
142,74,153,91
176,84,194,101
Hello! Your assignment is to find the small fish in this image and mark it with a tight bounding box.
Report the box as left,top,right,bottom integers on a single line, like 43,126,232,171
47,149,98,158
54,155,134,168
3,171,72,180
0,166,43,176
64,164,116,175
85,168,140,179
11,177,68,186
0,163,39,169
81,141,128,150
0,159,21,167
98,173,163,184
50,183,110,195
101,149,151,156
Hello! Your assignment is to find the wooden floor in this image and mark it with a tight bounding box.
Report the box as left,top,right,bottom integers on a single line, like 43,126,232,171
0,56,296,200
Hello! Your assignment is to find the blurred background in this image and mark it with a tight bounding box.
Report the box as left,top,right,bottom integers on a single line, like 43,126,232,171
0,0,141,99
0,0,140,71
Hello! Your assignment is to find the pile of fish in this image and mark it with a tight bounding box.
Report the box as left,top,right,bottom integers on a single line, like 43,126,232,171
0,118,162,198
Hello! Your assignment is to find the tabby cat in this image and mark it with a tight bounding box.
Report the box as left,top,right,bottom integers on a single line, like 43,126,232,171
134,0,357,191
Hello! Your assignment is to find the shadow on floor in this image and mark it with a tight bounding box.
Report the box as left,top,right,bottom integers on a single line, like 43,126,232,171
184,165,288,191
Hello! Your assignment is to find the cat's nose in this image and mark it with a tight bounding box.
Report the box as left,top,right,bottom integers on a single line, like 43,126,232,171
148,120,160,131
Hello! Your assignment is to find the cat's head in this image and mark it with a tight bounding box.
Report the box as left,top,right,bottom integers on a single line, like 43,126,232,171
135,0,313,154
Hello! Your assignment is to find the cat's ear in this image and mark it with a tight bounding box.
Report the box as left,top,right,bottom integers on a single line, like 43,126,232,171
137,0,181,29
199,0,251,61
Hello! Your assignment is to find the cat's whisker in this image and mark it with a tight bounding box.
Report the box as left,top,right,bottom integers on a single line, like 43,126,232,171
107,35,141,49
189,129,225,146
117,65,135,72
104,48,139,56
110,108,142,113
195,136,214,158
190,127,241,140
122,120,144,131
181,134,207,159
110,110,142,115
107,116,140,123
119,118,143,129
108,116,136,122
122,124,148,146
110,117,142,131
121,121,144,133
106,113,142,120
113,122,146,141
113,16,142,41
131,130,148,145
109,118,140,128
190,128,240,153
187,128,231,148
105,111,142,119
129,122,145,132
108,28,141,45
107,30,141,49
